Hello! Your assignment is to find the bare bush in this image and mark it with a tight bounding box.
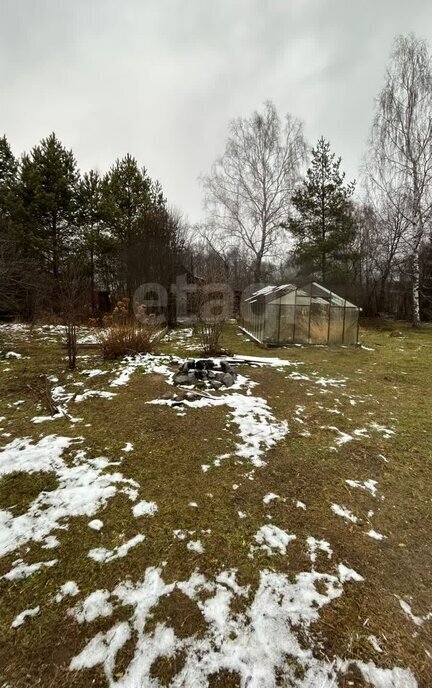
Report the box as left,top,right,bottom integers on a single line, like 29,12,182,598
59,262,90,370
195,320,225,356
98,298,163,359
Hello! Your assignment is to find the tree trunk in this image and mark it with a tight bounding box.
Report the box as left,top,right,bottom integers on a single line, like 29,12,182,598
412,248,421,328
90,234,96,317
253,258,262,283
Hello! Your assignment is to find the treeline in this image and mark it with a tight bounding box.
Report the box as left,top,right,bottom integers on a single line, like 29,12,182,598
2,33,432,327
0,133,185,322
197,33,432,325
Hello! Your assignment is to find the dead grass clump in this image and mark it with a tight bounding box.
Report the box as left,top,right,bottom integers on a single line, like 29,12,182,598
99,299,164,360
99,323,160,360
149,651,187,686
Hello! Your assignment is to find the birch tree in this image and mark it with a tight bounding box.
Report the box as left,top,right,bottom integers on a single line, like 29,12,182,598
202,102,307,281
369,34,432,326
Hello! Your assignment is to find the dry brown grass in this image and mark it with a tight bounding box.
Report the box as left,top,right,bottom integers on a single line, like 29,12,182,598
98,322,163,360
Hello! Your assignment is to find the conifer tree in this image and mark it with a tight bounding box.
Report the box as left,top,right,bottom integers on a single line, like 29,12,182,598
287,137,357,284
101,154,165,299
0,135,19,222
19,133,79,290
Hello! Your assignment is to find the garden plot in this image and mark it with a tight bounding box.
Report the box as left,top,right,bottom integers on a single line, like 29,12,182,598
0,322,430,687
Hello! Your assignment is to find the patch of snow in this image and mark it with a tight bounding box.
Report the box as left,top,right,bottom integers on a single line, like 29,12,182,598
370,422,395,438
88,519,103,531
307,536,333,563
55,581,80,603
67,565,411,688
81,369,108,378
1,558,57,581
253,524,296,556
11,606,40,628
5,351,22,359
338,563,364,583
88,534,145,563
110,353,179,387
122,442,133,452
343,660,417,688
0,435,139,558
331,504,359,523
263,492,279,504
367,530,386,541
41,535,60,549
346,479,378,497
132,501,158,518
150,387,289,469
368,635,383,653
295,500,307,510
70,590,113,623
187,539,204,554
396,597,432,626
322,426,354,445
74,390,116,403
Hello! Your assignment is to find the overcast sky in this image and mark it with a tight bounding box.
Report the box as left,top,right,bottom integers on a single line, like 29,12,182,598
1,0,432,223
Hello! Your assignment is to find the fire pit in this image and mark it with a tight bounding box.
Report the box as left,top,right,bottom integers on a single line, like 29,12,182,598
173,359,237,389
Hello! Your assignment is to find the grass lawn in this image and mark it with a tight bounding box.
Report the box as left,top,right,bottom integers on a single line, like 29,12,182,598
0,320,431,687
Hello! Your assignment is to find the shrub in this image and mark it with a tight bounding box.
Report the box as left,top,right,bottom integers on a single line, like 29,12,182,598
196,320,225,356
98,298,167,360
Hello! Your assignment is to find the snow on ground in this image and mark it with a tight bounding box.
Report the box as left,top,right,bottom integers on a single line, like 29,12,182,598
262,492,279,504
110,353,180,387
252,524,296,556
149,382,289,469
307,536,333,563
396,597,432,626
88,534,145,563
367,529,387,541
132,500,158,518
70,589,113,623
0,333,418,686
68,563,415,688
0,435,140,558
331,503,359,523
1,558,57,581
187,539,204,554
346,478,378,496
11,606,40,628
54,581,80,603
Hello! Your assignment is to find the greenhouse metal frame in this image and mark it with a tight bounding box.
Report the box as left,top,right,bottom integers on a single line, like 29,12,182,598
240,282,360,346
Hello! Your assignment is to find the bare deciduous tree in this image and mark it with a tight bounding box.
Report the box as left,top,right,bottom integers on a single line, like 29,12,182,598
369,34,432,326
202,101,307,281
59,262,90,370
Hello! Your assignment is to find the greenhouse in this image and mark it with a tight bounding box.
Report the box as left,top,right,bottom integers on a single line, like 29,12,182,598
240,282,360,346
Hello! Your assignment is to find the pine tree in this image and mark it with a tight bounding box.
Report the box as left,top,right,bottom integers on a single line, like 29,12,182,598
76,170,105,314
287,137,357,284
100,155,165,299
0,135,18,221
20,133,79,292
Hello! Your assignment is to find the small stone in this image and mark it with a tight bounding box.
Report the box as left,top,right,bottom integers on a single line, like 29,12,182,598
211,380,223,389
174,374,189,385
222,373,235,387
185,392,200,401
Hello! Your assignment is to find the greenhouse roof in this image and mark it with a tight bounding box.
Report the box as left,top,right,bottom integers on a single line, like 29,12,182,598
245,281,358,309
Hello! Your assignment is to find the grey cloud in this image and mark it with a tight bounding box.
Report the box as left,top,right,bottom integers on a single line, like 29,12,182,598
1,0,432,221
